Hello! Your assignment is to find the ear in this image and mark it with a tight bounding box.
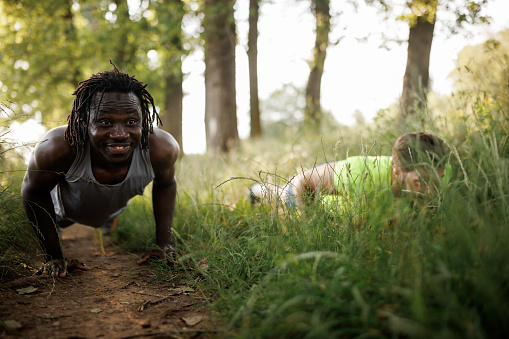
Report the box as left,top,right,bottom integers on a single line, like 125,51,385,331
392,164,400,178
410,176,421,191
391,164,402,196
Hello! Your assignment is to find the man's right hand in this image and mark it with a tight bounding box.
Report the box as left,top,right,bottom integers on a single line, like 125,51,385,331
36,258,90,278
137,245,179,265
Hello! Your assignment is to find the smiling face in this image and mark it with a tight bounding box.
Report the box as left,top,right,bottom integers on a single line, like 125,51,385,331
87,91,143,166
391,165,444,198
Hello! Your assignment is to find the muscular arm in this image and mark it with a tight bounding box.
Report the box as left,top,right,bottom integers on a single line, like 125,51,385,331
20,126,88,276
137,128,180,263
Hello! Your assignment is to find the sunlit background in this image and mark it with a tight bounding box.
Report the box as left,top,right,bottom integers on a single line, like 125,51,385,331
5,0,509,156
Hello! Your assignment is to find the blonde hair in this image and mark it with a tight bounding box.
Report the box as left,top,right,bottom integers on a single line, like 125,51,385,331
392,132,450,171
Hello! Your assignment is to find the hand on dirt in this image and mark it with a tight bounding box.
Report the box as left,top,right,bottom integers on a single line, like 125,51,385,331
36,258,90,278
137,245,178,265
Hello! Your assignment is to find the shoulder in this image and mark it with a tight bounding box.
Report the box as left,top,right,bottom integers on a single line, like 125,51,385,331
30,125,76,172
148,128,180,171
22,125,76,194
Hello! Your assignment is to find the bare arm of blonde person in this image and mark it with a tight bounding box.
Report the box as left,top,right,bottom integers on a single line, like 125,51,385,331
290,162,337,209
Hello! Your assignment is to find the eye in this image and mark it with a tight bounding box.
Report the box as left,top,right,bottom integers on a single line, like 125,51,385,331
98,119,111,126
127,119,138,125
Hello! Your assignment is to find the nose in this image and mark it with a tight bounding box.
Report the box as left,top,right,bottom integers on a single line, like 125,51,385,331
406,172,426,193
409,175,435,195
411,178,422,192
110,123,128,139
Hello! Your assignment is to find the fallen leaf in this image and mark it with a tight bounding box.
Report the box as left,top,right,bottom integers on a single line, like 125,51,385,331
197,258,209,271
171,286,194,293
90,308,102,313
16,286,38,295
4,320,22,330
182,315,203,327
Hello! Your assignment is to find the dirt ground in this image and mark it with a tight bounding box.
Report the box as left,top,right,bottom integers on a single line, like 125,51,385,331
0,224,218,339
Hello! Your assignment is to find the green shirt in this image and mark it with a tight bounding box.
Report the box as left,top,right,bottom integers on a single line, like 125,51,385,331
333,156,392,194
321,156,392,216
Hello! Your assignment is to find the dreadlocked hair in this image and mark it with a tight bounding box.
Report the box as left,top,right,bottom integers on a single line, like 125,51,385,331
65,62,161,152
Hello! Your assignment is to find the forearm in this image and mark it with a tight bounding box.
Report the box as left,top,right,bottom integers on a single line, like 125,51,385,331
152,180,177,249
21,190,64,261
293,162,337,209
291,175,316,210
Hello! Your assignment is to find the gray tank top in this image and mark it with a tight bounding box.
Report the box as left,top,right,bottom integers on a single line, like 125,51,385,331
51,143,155,227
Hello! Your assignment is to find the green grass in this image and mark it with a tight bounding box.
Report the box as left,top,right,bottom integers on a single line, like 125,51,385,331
0,103,43,280
109,97,509,338
0,186,42,280
1,95,508,337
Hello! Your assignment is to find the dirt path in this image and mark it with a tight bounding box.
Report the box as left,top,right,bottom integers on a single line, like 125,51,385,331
0,224,217,339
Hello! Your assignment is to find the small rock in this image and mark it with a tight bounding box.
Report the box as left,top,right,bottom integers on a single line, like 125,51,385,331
4,320,22,330
182,316,203,327
141,320,151,328
197,258,209,271
16,286,38,295
170,286,194,293
52,321,60,327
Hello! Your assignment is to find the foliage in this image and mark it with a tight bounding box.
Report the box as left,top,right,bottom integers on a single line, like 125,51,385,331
260,83,305,127
0,103,41,281
0,0,194,129
0,0,80,126
369,0,490,29
450,28,509,112
1,1,508,336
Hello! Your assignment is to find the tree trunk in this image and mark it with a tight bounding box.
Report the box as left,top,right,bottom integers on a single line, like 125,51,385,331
400,15,435,119
203,0,238,154
304,0,330,132
113,0,130,67
248,0,261,138
62,0,80,88
158,0,185,156
161,73,183,154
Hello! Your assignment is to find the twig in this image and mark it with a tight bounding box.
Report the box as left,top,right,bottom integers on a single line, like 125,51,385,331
119,329,219,339
132,291,163,298
121,280,140,289
137,291,184,312
138,295,172,312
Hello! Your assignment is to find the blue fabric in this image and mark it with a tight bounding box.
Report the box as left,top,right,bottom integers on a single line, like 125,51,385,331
285,184,297,208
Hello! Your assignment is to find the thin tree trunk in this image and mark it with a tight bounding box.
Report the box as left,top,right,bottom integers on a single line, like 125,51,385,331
248,0,261,138
159,0,185,155
62,0,80,87
304,0,330,132
204,0,238,154
161,73,183,154
114,0,129,67
400,15,435,119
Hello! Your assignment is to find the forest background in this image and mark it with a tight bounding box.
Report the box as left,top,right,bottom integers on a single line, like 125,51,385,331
1,0,509,337
1,0,508,155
